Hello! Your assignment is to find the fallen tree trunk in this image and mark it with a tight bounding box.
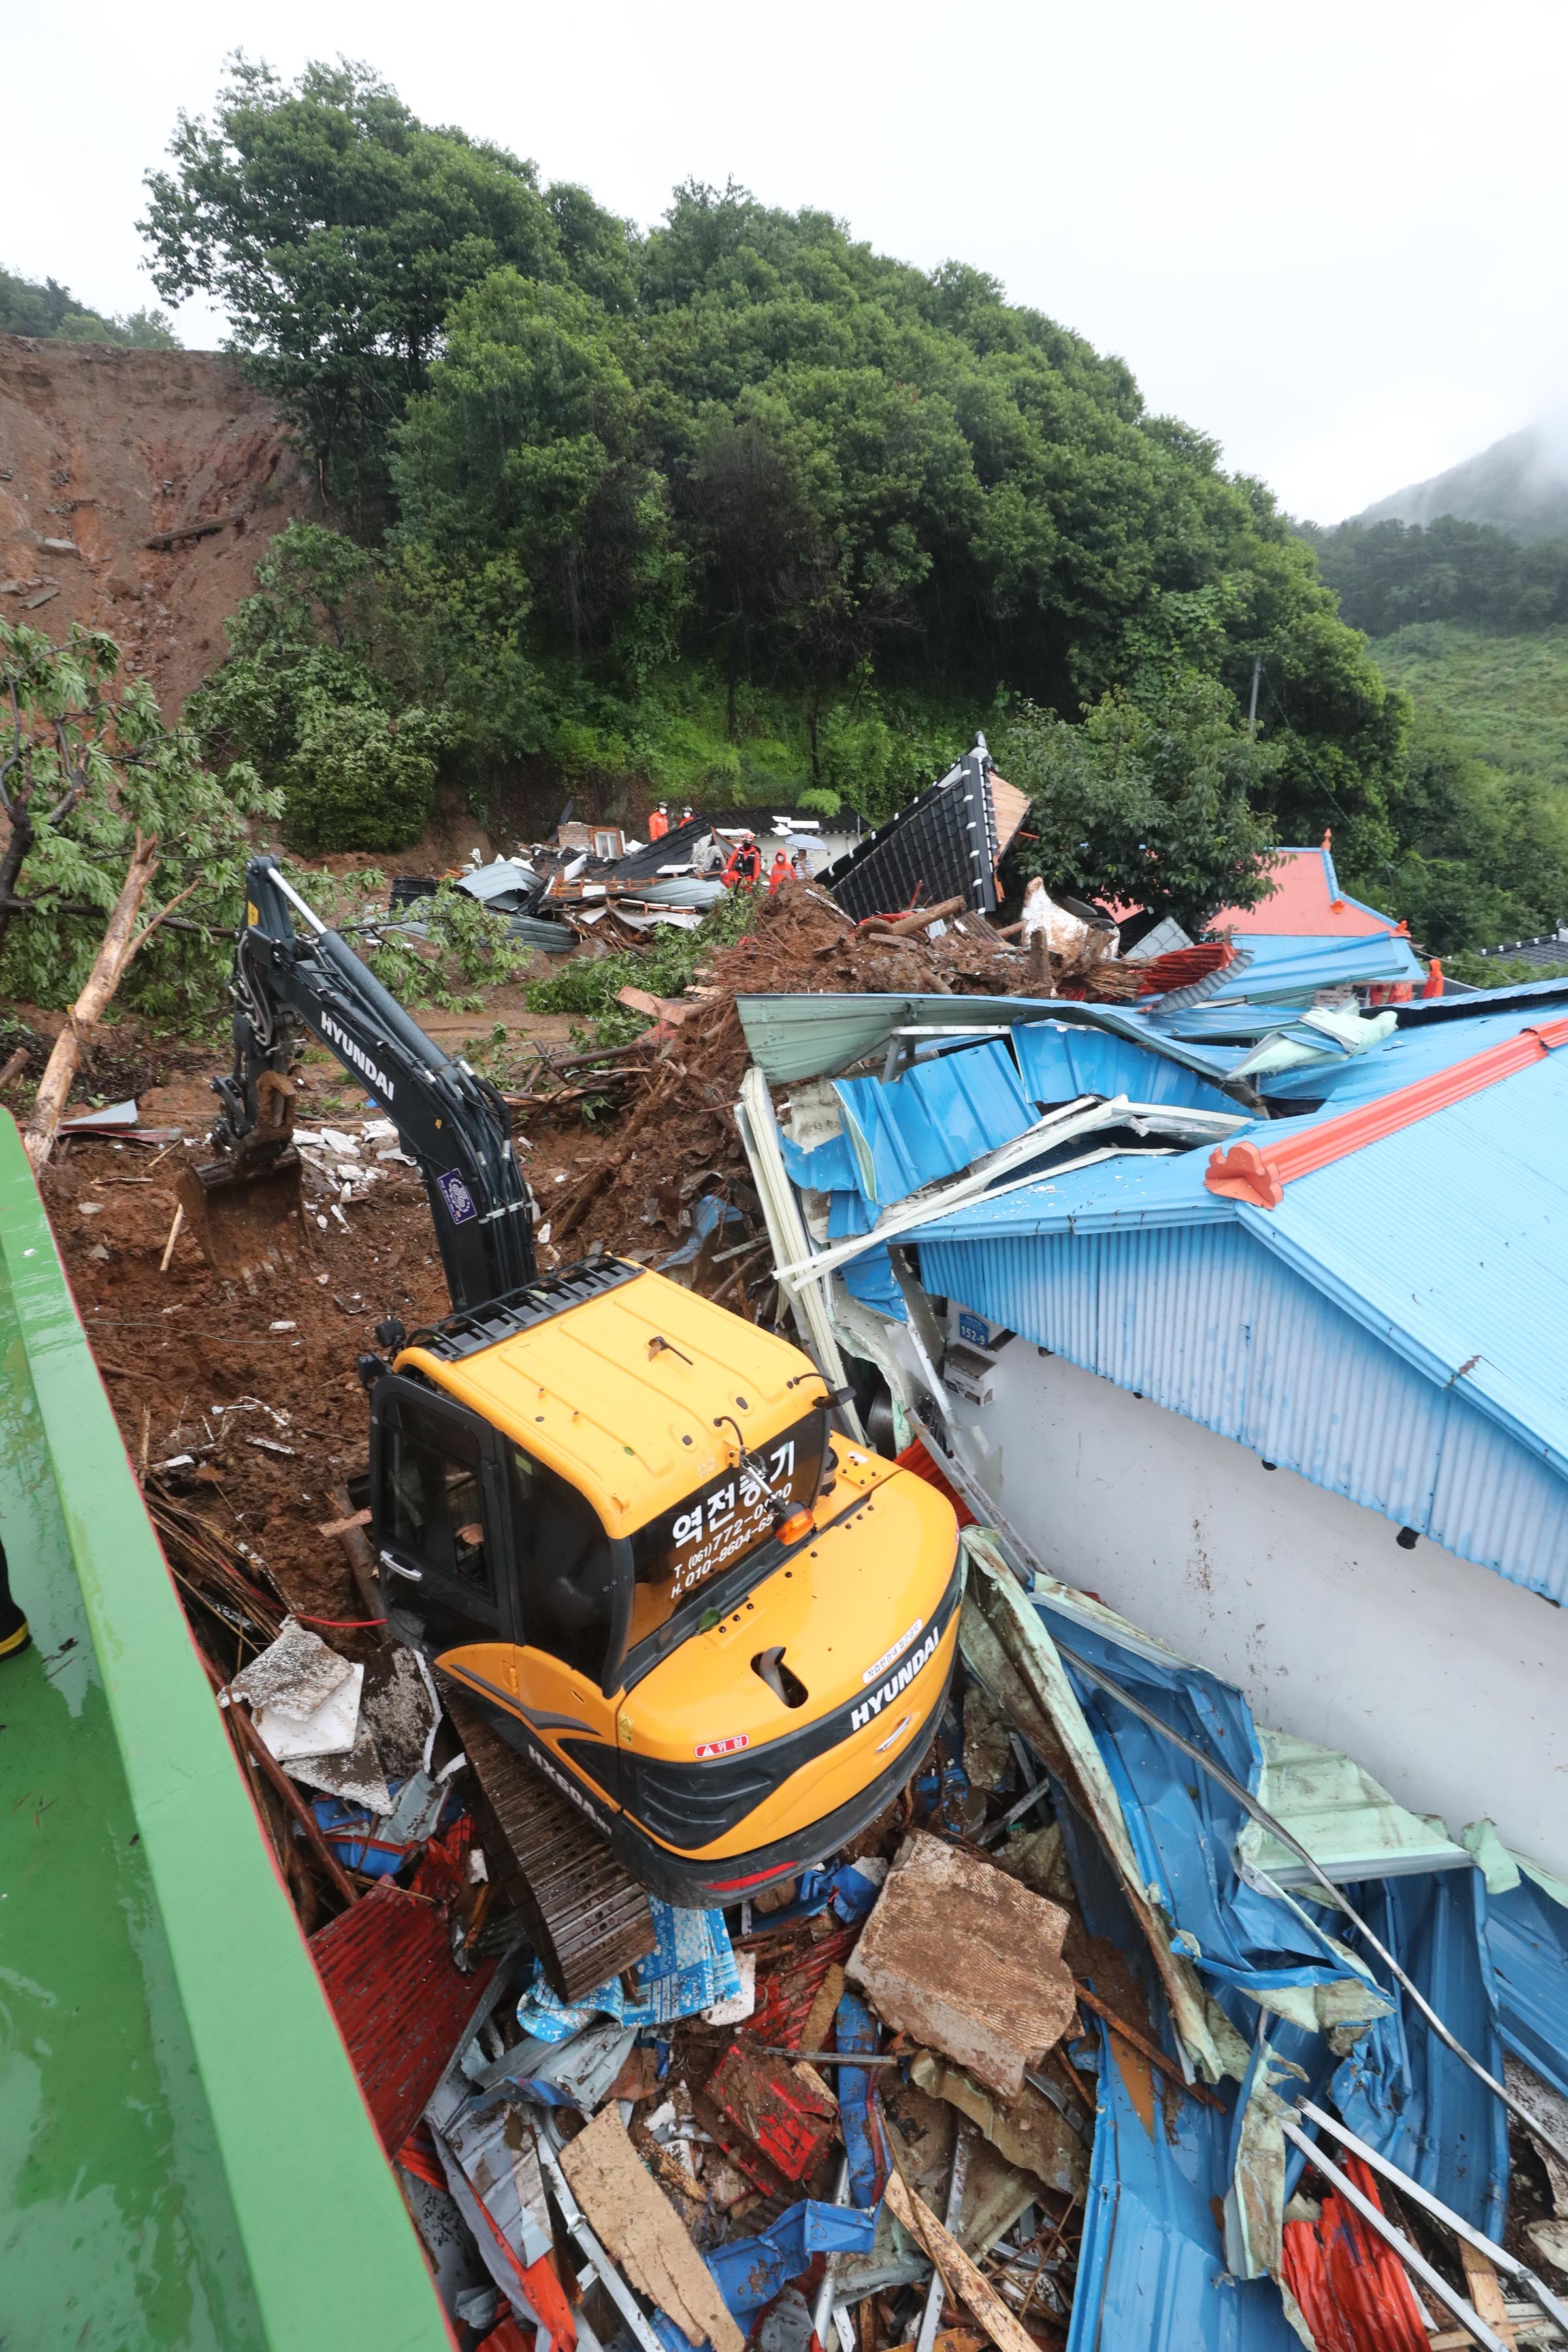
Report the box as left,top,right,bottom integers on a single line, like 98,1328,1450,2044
23,832,193,1172
860,894,966,940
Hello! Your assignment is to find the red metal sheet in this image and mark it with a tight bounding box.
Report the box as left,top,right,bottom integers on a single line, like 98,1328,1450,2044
750,1927,862,2050
310,1882,494,2153
708,2041,839,2183
1280,2155,1428,2352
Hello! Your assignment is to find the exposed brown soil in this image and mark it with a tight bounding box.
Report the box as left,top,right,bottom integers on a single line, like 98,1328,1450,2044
36,1016,626,1637
0,336,314,710
31,883,1034,1642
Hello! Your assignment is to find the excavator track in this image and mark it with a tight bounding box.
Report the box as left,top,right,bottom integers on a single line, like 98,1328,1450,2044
446,1691,657,2004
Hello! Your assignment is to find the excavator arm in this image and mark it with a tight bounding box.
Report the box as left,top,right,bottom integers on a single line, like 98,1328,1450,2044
187,855,536,1312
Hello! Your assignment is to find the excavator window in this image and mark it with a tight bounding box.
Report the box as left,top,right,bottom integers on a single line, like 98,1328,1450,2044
385,1427,496,1600
510,1446,625,1682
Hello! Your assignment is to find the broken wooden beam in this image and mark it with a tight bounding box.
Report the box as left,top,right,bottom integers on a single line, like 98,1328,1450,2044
143,508,247,551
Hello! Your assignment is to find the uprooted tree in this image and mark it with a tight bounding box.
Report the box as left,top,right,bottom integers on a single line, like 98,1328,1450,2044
0,619,280,1166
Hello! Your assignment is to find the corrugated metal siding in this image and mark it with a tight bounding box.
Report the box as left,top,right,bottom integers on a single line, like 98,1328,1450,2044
734,992,1243,1086
1194,930,1425,1003
1009,1021,1236,1114
834,1038,1034,1205
919,1220,1568,1603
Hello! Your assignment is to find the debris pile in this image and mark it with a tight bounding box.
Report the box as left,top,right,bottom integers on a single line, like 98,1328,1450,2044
191,1565,1132,2352
546,885,1224,1273
162,1488,1568,2352
548,887,1028,1268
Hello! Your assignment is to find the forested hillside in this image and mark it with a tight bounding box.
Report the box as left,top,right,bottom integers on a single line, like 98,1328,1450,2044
1305,515,1568,638
1355,421,1568,542
0,263,176,348
1298,515,1568,949
124,56,1567,950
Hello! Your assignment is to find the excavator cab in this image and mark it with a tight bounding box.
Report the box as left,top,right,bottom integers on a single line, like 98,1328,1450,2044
372,1375,827,1683
367,1262,962,1906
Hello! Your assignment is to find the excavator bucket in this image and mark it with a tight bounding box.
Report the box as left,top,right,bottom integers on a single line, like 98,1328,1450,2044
174,1146,306,1283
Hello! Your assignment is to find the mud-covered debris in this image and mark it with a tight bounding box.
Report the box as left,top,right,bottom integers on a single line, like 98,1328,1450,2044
848,1831,1077,2102
559,2106,745,2352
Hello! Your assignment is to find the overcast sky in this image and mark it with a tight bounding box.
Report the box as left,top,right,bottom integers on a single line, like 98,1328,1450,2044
8,0,1567,522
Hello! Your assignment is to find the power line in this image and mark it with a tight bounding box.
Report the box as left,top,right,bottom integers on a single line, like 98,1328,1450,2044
1259,664,1355,830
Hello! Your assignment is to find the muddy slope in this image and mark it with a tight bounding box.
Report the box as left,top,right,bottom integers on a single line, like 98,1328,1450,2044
0,335,314,709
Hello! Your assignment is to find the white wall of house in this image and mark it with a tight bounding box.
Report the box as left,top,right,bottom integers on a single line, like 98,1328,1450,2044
937,1333,1568,1881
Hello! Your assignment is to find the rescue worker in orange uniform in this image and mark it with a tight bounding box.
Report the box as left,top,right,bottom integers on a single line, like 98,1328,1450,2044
767,849,793,895
721,836,763,890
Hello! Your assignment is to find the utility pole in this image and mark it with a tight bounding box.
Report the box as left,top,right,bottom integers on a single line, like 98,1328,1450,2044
1247,656,1262,740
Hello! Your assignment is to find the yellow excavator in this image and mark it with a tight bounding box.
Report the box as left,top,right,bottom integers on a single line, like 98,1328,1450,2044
183,858,959,1950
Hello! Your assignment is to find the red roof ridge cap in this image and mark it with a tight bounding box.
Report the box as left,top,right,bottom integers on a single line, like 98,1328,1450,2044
1206,1015,1568,1208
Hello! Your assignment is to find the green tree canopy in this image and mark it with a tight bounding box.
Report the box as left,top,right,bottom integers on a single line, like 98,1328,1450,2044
150,60,1432,913
998,674,1281,934
140,56,629,518
0,619,278,1022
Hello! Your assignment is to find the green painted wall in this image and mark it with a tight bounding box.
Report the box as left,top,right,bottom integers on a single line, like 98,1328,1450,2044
0,1113,453,2349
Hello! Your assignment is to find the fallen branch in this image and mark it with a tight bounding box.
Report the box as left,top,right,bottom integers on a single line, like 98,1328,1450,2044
861,894,967,939
143,508,248,552
23,848,202,1172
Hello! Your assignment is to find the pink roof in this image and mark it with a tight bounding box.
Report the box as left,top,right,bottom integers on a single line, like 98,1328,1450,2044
1208,841,1407,939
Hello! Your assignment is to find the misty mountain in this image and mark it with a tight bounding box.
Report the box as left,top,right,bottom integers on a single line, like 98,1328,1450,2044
1358,421,1568,542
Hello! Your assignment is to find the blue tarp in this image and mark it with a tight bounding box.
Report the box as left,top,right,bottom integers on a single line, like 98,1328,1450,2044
515,1899,739,2040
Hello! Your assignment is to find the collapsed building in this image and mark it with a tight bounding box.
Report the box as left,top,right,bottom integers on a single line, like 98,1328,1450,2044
7,740,1568,2352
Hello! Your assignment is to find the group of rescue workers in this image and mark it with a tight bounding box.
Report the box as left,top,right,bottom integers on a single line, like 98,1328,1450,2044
645,801,815,895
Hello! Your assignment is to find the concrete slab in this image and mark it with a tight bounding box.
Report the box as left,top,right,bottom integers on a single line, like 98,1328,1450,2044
847,1830,1076,2100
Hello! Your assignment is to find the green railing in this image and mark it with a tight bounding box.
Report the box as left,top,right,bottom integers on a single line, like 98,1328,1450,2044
0,1111,452,2349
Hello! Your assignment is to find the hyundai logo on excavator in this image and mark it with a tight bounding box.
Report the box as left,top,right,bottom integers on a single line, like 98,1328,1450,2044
318,1012,397,1103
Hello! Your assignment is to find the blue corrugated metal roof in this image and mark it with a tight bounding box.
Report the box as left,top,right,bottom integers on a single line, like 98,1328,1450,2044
1485,1870,1568,2105
905,1032,1568,1602
1259,996,1568,1108
1049,1600,1508,2236
834,1037,1034,1205
1067,2021,1301,2352
734,992,1246,1086
1186,930,1425,1005
1010,1021,1237,1115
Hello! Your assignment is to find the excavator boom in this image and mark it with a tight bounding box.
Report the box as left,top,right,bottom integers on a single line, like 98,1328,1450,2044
180,857,535,1306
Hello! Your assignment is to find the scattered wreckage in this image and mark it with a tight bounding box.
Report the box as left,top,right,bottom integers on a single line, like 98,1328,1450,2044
10,745,1568,2352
